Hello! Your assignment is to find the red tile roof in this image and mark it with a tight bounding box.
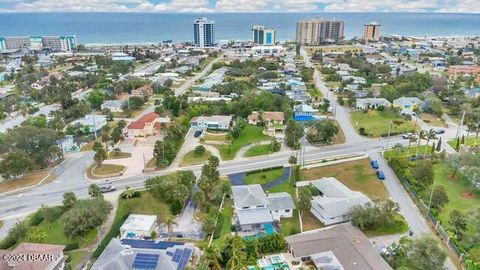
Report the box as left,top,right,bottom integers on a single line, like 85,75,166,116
127,112,159,130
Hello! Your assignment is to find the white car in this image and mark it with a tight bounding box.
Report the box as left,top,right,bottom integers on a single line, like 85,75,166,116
402,132,413,139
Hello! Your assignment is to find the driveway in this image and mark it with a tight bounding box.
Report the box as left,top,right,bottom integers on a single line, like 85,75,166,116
103,142,155,177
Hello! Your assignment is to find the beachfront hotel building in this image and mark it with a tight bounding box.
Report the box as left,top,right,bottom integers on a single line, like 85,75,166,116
296,18,344,45
0,35,77,51
194,17,215,48
252,25,276,46
363,22,381,42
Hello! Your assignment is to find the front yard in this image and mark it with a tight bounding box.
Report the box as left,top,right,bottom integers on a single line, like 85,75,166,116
244,167,284,185
448,136,480,149
302,158,389,200
244,144,272,157
211,125,271,160
351,110,418,137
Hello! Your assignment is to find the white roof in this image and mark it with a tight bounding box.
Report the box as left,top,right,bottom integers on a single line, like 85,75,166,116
267,192,295,211
237,208,274,225
231,184,268,209
310,177,370,219
120,214,157,232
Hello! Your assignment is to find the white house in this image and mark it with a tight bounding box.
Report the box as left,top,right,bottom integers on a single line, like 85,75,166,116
299,177,370,225
70,114,107,133
355,98,392,110
190,115,232,130
231,184,295,235
101,100,123,112
294,104,318,117
120,214,157,239
393,97,424,115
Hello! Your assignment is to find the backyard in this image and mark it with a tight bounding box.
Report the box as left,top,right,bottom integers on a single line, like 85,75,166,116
210,125,271,160
351,110,418,137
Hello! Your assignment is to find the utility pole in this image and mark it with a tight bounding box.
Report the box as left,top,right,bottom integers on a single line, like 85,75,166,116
92,109,97,140
385,120,393,150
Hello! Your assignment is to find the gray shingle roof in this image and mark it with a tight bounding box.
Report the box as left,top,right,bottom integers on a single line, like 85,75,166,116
231,184,269,209
267,192,296,211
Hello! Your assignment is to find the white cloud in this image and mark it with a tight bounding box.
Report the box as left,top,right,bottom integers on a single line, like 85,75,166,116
2,0,480,13
215,0,269,12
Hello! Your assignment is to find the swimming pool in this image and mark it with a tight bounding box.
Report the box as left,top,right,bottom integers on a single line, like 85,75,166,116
294,115,320,122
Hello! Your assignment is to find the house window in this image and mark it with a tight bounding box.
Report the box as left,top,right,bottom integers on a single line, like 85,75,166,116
256,205,264,208
275,210,279,213
242,206,249,209
285,209,290,213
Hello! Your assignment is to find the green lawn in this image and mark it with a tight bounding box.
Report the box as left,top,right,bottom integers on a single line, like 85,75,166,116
203,133,227,142
448,136,480,149
92,164,125,175
279,209,300,236
364,214,409,237
92,191,171,260
213,200,233,248
384,145,431,159
180,150,211,166
244,144,271,157
213,126,271,160
67,250,87,270
35,219,98,248
392,158,480,264
107,151,131,159
244,168,284,185
302,159,389,201
351,110,418,137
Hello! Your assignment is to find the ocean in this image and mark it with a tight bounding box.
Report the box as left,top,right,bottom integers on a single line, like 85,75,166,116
0,12,479,44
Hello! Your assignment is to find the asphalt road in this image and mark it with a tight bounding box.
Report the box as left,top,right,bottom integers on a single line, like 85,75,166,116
174,55,224,96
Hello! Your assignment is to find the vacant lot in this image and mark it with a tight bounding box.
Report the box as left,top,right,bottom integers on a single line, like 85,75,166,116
244,144,271,157
0,169,55,193
302,158,389,200
180,150,211,166
351,110,418,137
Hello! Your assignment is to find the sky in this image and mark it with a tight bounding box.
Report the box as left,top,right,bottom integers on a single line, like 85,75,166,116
0,0,478,13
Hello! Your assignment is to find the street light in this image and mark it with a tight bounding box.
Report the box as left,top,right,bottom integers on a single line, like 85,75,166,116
385,120,393,150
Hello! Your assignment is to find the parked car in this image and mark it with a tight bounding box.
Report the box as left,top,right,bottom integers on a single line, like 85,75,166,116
194,130,203,138
434,129,445,134
371,160,379,169
376,170,385,180
100,185,116,193
402,132,413,139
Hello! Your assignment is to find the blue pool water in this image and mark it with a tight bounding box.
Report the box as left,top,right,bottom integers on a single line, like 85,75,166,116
294,115,319,122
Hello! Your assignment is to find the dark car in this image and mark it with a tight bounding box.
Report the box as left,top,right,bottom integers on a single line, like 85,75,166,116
434,129,445,134
371,160,379,169
377,170,386,180
194,130,203,138
100,185,116,193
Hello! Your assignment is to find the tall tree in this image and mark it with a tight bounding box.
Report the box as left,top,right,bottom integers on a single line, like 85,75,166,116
406,237,446,270
449,210,467,241
0,151,32,179
62,192,77,209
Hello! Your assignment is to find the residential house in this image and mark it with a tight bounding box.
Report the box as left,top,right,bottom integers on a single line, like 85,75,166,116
341,75,367,85
248,111,285,136
298,177,370,225
195,67,227,91
355,98,392,110
393,97,424,115
0,242,66,270
0,72,7,81
101,100,123,112
285,223,392,270
70,114,107,133
190,115,232,130
231,184,295,235
30,72,63,90
294,104,318,117
120,214,157,239
131,84,153,97
127,112,169,137
464,87,480,99
91,238,195,270
112,52,135,62
288,85,311,102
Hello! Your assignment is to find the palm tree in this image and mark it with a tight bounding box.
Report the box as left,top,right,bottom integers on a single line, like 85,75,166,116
423,129,437,155
165,216,177,239
415,130,427,157
288,155,297,184
122,186,134,199
227,236,248,270
112,147,121,157
407,133,417,149
200,246,222,270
